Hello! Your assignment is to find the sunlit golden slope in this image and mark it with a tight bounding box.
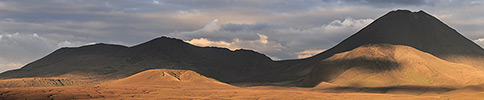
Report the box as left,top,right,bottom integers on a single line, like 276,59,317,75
104,69,235,89
303,44,484,88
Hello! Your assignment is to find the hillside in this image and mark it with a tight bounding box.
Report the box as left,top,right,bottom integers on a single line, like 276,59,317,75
312,10,484,60
0,37,286,85
104,69,235,88
302,44,484,87
249,10,484,86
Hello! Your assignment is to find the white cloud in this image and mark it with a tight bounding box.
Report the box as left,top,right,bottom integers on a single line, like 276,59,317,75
153,0,160,4
257,33,268,44
474,38,484,48
57,40,96,48
186,33,283,53
296,49,326,59
0,61,24,72
171,17,373,59
201,19,220,32
0,63,23,70
0,32,55,72
323,17,374,32
186,38,237,50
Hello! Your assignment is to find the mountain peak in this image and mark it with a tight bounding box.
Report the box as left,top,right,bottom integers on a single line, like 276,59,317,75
384,10,432,19
391,9,412,13
59,43,127,51
152,36,186,43
313,10,484,60
133,36,191,48
388,9,426,14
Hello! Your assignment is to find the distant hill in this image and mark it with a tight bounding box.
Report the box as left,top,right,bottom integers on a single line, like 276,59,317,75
0,36,289,84
302,44,484,87
105,69,235,88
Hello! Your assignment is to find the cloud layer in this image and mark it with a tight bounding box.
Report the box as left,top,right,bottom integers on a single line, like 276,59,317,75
0,0,483,72
173,17,373,59
0,33,52,71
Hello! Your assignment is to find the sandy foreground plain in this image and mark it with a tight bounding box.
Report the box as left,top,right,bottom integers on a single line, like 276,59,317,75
1,84,484,100
0,69,483,100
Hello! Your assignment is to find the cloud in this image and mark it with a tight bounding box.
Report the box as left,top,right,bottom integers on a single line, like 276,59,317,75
186,38,235,50
153,0,160,4
0,62,23,72
474,38,484,48
201,19,220,32
0,32,54,72
324,17,374,32
296,49,326,59
57,41,96,48
173,17,373,59
186,33,283,53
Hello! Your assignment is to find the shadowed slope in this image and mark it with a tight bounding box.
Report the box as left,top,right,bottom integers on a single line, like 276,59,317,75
0,36,280,85
0,43,130,79
303,44,484,87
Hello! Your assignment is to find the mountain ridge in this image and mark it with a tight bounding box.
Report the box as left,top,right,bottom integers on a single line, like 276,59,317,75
0,36,282,84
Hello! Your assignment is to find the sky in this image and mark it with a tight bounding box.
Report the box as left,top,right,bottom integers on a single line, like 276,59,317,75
0,0,484,72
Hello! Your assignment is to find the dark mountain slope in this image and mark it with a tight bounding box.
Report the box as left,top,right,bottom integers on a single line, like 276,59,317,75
0,37,281,83
313,10,484,60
